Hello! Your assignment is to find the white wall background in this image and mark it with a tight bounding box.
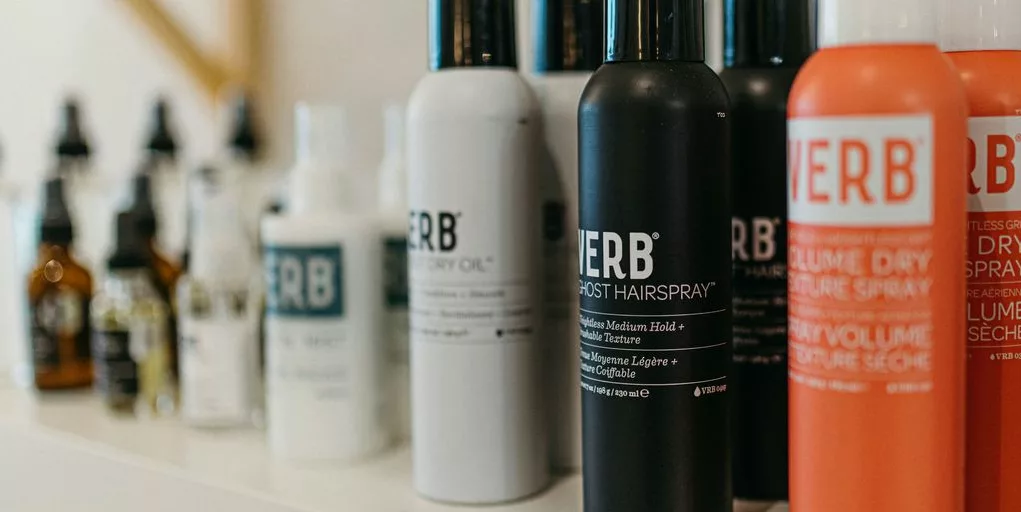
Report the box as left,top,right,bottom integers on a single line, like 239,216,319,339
0,0,724,371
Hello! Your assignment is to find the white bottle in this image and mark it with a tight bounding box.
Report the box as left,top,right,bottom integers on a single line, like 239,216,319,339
377,103,411,442
408,0,548,503
262,104,387,461
529,0,602,472
177,168,261,427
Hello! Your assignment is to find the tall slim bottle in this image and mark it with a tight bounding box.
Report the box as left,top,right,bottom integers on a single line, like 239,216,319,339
143,98,186,261
377,103,411,442
578,1,732,511
407,0,548,503
787,1,968,510
720,0,814,504
940,1,1021,510
530,0,602,472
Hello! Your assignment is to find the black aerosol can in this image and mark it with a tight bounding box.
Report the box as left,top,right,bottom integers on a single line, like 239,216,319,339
720,0,815,503
578,1,732,511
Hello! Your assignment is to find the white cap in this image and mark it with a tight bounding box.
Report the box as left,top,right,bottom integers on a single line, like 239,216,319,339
290,103,353,215
820,0,938,48
940,0,1021,52
377,102,407,212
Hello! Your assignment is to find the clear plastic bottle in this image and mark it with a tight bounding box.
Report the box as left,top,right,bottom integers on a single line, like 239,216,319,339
91,212,175,415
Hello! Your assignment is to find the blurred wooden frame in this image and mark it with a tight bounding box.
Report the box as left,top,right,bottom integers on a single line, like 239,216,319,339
120,0,263,100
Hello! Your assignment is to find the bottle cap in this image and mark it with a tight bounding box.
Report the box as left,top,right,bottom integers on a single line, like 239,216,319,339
725,0,816,68
129,171,158,240
534,0,604,72
819,0,937,48
378,103,408,212
55,98,90,159
290,104,353,216
430,0,519,70
226,92,261,160
107,211,149,270
188,166,253,283
940,0,1021,52
39,177,74,246
606,0,705,63
146,97,178,157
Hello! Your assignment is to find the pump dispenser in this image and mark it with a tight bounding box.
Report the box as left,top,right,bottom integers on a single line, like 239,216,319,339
408,0,547,504
721,0,814,504
262,104,387,460
940,1,1021,510
376,103,411,442
578,1,732,511
530,0,602,472
788,1,968,511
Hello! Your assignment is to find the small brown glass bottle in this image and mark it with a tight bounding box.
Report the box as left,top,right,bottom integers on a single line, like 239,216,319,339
28,177,94,391
129,172,181,377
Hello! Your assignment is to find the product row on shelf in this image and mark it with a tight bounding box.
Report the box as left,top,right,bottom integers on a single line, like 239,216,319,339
8,0,1021,511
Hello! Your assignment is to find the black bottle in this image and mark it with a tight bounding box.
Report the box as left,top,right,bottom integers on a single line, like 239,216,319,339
578,1,732,511
719,0,814,502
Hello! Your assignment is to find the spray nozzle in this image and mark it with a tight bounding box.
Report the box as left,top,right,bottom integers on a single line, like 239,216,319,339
146,97,177,157
56,98,90,160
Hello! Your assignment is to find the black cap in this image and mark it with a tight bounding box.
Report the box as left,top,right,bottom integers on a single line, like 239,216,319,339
534,0,603,72
606,0,704,63
129,172,158,239
39,178,74,246
429,0,518,70
725,0,816,68
228,93,260,159
107,211,150,270
146,98,178,157
55,99,90,159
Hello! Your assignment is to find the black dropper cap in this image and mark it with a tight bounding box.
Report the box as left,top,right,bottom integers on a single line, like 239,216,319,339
534,0,603,72
227,93,261,160
724,0,816,68
39,177,74,246
55,99,90,159
429,0,518,70
129,171,158,241
146,98,178,157
107,211,150,270
606,0,705,63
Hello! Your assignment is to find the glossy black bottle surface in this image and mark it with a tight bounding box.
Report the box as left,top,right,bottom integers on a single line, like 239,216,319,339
720,66,796,502
579,60,732,512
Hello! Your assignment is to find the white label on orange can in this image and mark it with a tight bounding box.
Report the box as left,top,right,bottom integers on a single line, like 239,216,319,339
966,116,1021,350
788,116,936,395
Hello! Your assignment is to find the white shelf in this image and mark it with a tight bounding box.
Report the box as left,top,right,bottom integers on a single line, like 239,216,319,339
0,385,787,512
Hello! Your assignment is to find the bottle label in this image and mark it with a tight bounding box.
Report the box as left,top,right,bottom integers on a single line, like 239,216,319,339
179,317,252,422
788,115,936,394
407,207,537,345
732,215,786,364
93,330,139,399
31,288,89,371
578,229,731,394
383,236,409,365
264,246,344,318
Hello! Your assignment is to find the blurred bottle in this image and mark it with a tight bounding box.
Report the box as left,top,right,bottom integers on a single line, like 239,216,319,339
27,178,93,391
262,104,387,461
377,102,410,442
144,97,187,261
177,166,261,428
91,211,174,415
128,172,181,380
55,98,123,279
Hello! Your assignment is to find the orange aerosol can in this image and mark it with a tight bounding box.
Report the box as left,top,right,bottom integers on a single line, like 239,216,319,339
787,1,969,511
942,0,1021,510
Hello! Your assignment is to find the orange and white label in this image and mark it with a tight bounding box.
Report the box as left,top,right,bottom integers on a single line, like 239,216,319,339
788,116,936,394
967,117,1021,350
